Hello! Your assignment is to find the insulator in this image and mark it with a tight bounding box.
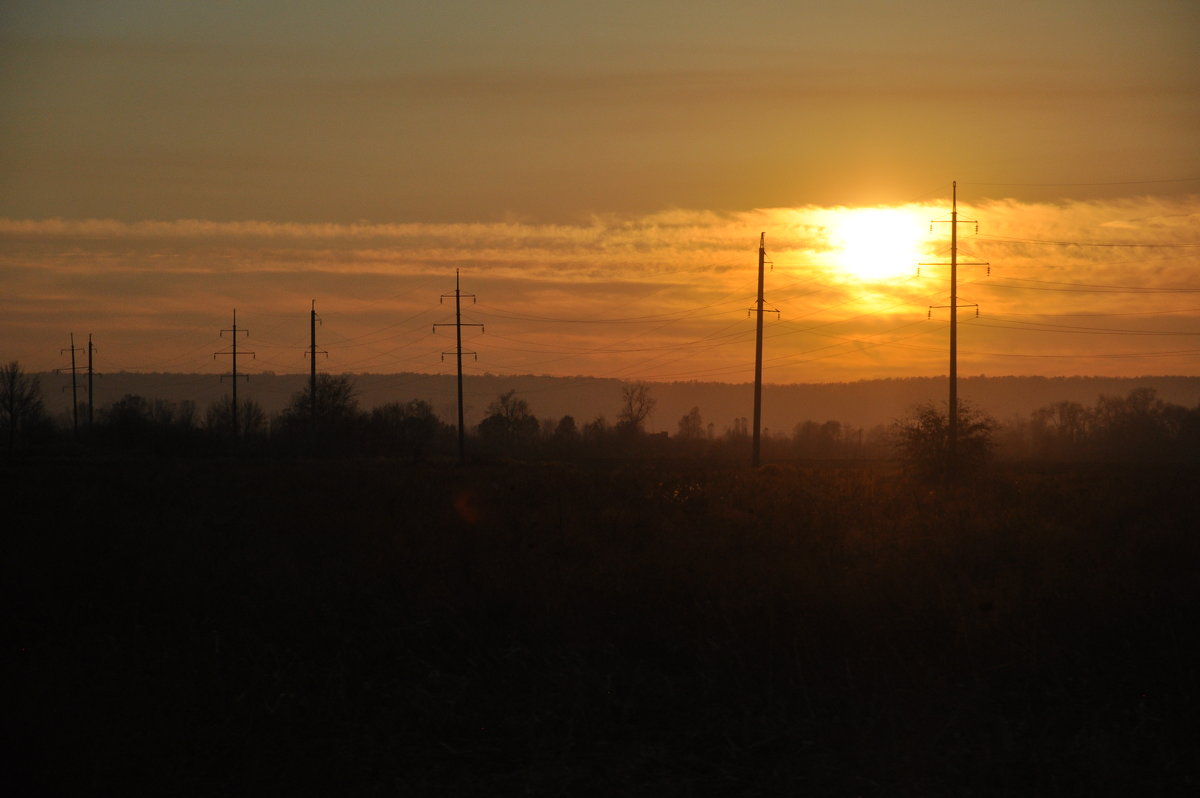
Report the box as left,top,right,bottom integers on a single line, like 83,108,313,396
927,309,931,319
975,307,980,317
987,265,991,276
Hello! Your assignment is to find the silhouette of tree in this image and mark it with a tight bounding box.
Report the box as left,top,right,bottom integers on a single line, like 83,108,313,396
205,396,267,440
616,382,656,436
478,390,539,454
369,400,442,462
282,374,361,431
894,400,994,479
677,406,704,440
1,361,46,453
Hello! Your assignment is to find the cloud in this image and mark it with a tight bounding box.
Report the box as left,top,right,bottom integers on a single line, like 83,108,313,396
3,195,1198,381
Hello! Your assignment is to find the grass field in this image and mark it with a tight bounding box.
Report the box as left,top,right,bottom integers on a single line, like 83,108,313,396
7,457,1199,795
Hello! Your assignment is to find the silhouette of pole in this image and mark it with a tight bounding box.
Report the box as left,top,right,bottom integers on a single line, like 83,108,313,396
752,233,766,467
749,233,778,467
950,184,960,465
434,269,483,465
59,332,84,438
215,309,253,437
921,182,988,474
87,334,95,429
307,300,326,435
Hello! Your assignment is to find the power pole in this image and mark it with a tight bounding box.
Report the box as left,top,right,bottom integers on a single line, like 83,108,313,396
214,309,254,437
87,334,96,429
749,233,779,467
920,181,988,473
306,300,327,435
434,269,483,465
59,332,85,439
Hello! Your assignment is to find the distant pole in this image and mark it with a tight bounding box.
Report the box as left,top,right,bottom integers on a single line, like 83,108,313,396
434,269,483,465
922,182,988,474
60,333,84,438
215,309,254,437
87,333,95,429
311,301,317,430
752,233,766,467
749,233,778,467
307,300,326,436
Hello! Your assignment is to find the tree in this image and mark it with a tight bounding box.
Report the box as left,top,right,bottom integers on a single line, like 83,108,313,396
1,361,46,452
676,406,704,440
205,396,267,440
894,400,994,479
96,394,199,452
478,390,539,453
616,382,656,435
283,374,360,431
1031,400,1092,459
369,400,442,462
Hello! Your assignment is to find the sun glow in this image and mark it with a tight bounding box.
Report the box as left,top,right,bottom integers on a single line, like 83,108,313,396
822,207,935,282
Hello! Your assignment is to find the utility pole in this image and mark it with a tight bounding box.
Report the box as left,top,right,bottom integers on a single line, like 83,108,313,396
306,300,327,435
214,309,254,437
749,233,779,467
59,332,85,439
87,334,96,429
434,269,483,465
920,182,988,473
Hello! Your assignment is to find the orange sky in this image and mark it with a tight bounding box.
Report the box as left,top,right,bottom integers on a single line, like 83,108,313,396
2,1,1198,384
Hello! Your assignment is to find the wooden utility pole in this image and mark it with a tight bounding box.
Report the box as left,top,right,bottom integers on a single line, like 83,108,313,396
434,270,483,465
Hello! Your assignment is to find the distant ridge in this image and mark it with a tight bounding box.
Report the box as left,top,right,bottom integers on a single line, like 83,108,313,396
34,372,1200,434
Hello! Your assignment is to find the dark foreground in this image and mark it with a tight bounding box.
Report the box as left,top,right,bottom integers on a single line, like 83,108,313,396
7,458,1199,796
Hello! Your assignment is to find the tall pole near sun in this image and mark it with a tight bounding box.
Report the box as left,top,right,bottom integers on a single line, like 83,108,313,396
750,233,778,468
752,233,766,467
922,182,987,474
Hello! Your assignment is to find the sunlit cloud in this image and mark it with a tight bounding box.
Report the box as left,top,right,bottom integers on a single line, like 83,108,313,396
3,195,1198,383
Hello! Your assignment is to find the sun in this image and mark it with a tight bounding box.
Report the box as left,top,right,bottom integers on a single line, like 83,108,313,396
822,207,933,282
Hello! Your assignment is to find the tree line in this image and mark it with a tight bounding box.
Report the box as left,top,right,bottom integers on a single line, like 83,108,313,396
4,361,1199,468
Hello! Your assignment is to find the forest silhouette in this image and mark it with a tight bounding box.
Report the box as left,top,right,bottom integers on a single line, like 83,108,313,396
6,360,1199,794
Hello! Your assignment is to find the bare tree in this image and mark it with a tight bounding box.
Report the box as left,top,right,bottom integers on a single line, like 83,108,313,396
478,390,539,452
677,406,704,440
617,382,656,434
1,361,45,452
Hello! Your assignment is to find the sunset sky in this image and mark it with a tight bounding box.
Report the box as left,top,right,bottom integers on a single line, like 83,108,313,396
2,0,1198,387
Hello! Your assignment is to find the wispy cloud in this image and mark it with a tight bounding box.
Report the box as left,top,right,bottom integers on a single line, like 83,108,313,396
3,196,1198,382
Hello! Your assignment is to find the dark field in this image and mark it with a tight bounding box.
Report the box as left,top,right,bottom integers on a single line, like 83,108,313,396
7,458,1199,795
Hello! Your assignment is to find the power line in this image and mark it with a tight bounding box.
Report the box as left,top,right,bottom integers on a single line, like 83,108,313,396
983,277,1200,294
960,177,1200,187
975,235,1200,248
